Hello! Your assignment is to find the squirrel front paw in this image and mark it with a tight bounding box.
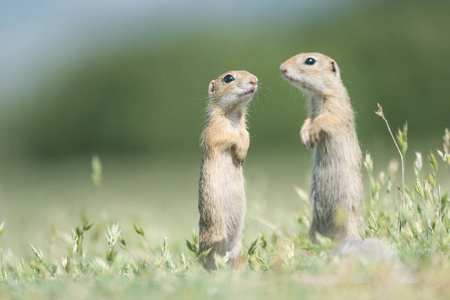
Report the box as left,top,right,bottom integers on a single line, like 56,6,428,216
233,145,248,166
234,158,244,167
300,118,312,149
309,124,322,148
300,127,311,149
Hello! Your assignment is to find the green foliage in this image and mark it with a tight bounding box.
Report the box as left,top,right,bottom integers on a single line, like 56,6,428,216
185,232,199,256
196,248,212,263
361,129,450,266
396,123,408,157
429,153,438,174
133,223,144,236
91,155,103,187
0,125,448,299
5,1,450,158
105,223,121,264
437,129,450,169
0,222,4,237
247,238,258,256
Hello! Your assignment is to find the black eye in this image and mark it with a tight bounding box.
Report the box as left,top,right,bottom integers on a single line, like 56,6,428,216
223,74,234,83
305,57,316,65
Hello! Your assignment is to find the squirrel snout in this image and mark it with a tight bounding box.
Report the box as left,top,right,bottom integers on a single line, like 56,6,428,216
249,76,258,86
280,62,290,75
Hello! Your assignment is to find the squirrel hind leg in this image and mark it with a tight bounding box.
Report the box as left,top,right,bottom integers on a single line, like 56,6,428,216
226,239,243,267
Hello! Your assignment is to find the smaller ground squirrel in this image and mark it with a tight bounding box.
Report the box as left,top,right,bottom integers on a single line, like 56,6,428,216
280,52,363,243
198,70,258,269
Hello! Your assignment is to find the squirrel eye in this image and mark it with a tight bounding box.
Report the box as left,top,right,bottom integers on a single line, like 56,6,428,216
223,74,235,83
305,57,316,65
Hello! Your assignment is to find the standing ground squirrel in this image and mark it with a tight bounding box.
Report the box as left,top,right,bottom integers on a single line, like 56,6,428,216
198,70,258,269
280,52,363,243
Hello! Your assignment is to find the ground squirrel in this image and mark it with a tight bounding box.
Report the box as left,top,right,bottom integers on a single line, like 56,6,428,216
280,52,363,243
198,70,258,269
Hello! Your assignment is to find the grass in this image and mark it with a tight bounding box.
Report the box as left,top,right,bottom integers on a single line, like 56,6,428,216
0,127,449,299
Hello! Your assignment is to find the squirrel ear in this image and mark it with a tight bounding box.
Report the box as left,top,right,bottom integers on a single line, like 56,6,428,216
331,61,341,79
208,81,215,95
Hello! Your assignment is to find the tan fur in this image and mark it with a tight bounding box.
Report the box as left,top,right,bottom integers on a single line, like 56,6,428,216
198,70,258,269
280,53,363,243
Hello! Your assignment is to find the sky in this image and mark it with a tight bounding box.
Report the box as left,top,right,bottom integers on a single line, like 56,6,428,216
0,0,345,101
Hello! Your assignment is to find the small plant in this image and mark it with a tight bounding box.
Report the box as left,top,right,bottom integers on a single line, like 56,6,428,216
196,248,212,264
375,104,407,206
72,213,94,257
105,223,121,264
133,223,156,254
0,222,4,237
185,231,199,257
91,154,103,187
29,244,57,277
437,128,450,175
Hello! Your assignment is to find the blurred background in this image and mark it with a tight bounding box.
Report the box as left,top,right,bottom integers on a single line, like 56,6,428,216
0,0,449,252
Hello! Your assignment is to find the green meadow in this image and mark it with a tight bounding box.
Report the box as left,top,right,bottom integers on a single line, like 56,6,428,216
0,128,448,299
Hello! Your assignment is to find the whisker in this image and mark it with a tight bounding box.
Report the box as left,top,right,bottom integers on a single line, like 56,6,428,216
189,94,210,102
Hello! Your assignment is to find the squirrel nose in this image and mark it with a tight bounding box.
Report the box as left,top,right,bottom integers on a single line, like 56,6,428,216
280,63,288,75
249,76,258,86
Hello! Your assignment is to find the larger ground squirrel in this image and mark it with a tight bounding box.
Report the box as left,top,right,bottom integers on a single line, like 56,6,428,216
280,52,363,243
198,70,258,269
